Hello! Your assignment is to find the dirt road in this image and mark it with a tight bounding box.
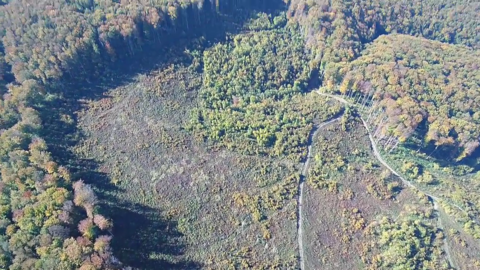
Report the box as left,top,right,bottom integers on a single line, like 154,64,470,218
315,90,458,268
297,116,340,270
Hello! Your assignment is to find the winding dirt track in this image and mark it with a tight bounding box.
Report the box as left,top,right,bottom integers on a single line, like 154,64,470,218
297,116,341,270
361,116,457,268
316,92,471,214
313,91,457,269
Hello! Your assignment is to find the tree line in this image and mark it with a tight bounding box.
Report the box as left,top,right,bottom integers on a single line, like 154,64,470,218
289,0,479,64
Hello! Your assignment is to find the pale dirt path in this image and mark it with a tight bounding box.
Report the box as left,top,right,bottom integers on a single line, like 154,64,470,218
434,201,457,269
316,91,471,213
315,91,458,269
297,117,341,270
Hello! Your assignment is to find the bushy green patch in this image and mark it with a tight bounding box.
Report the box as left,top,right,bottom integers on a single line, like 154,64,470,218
365,207,447,270
189,26,341,160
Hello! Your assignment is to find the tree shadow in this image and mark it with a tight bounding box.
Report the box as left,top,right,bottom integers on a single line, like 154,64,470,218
400,119,480,175
108,202,199,270
36,1,287,269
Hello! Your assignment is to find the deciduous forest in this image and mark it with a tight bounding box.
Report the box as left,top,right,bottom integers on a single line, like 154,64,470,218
0,0,479,269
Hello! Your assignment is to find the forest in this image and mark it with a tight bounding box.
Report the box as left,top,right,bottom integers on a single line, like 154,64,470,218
0,0,479,269
328,34,480,161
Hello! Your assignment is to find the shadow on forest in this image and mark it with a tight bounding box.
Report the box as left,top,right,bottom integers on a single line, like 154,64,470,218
403,120,480,175
37,1,287,269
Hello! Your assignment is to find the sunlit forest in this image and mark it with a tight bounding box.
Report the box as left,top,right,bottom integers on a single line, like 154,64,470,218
0,0,479,269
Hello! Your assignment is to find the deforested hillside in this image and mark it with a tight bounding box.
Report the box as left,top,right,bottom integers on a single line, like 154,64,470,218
0,0,284,268
0,0,479,269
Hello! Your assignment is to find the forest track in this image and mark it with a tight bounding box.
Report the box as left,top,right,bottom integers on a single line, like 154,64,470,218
297,116,340,270
315,91,459,269
316,91,472,215
362,116,457,268
434,201,457,269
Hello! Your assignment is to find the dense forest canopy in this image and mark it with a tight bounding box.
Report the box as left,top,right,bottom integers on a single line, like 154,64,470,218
0,0,479,269
288,0,480,63
325,34,480,161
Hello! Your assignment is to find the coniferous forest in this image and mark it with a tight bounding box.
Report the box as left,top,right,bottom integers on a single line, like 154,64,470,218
0,0,479,269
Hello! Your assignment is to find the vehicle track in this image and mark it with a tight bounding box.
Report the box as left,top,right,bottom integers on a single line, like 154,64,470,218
315,91,458,269
434,201,457,269
297,116,340,270
316,92,473,215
